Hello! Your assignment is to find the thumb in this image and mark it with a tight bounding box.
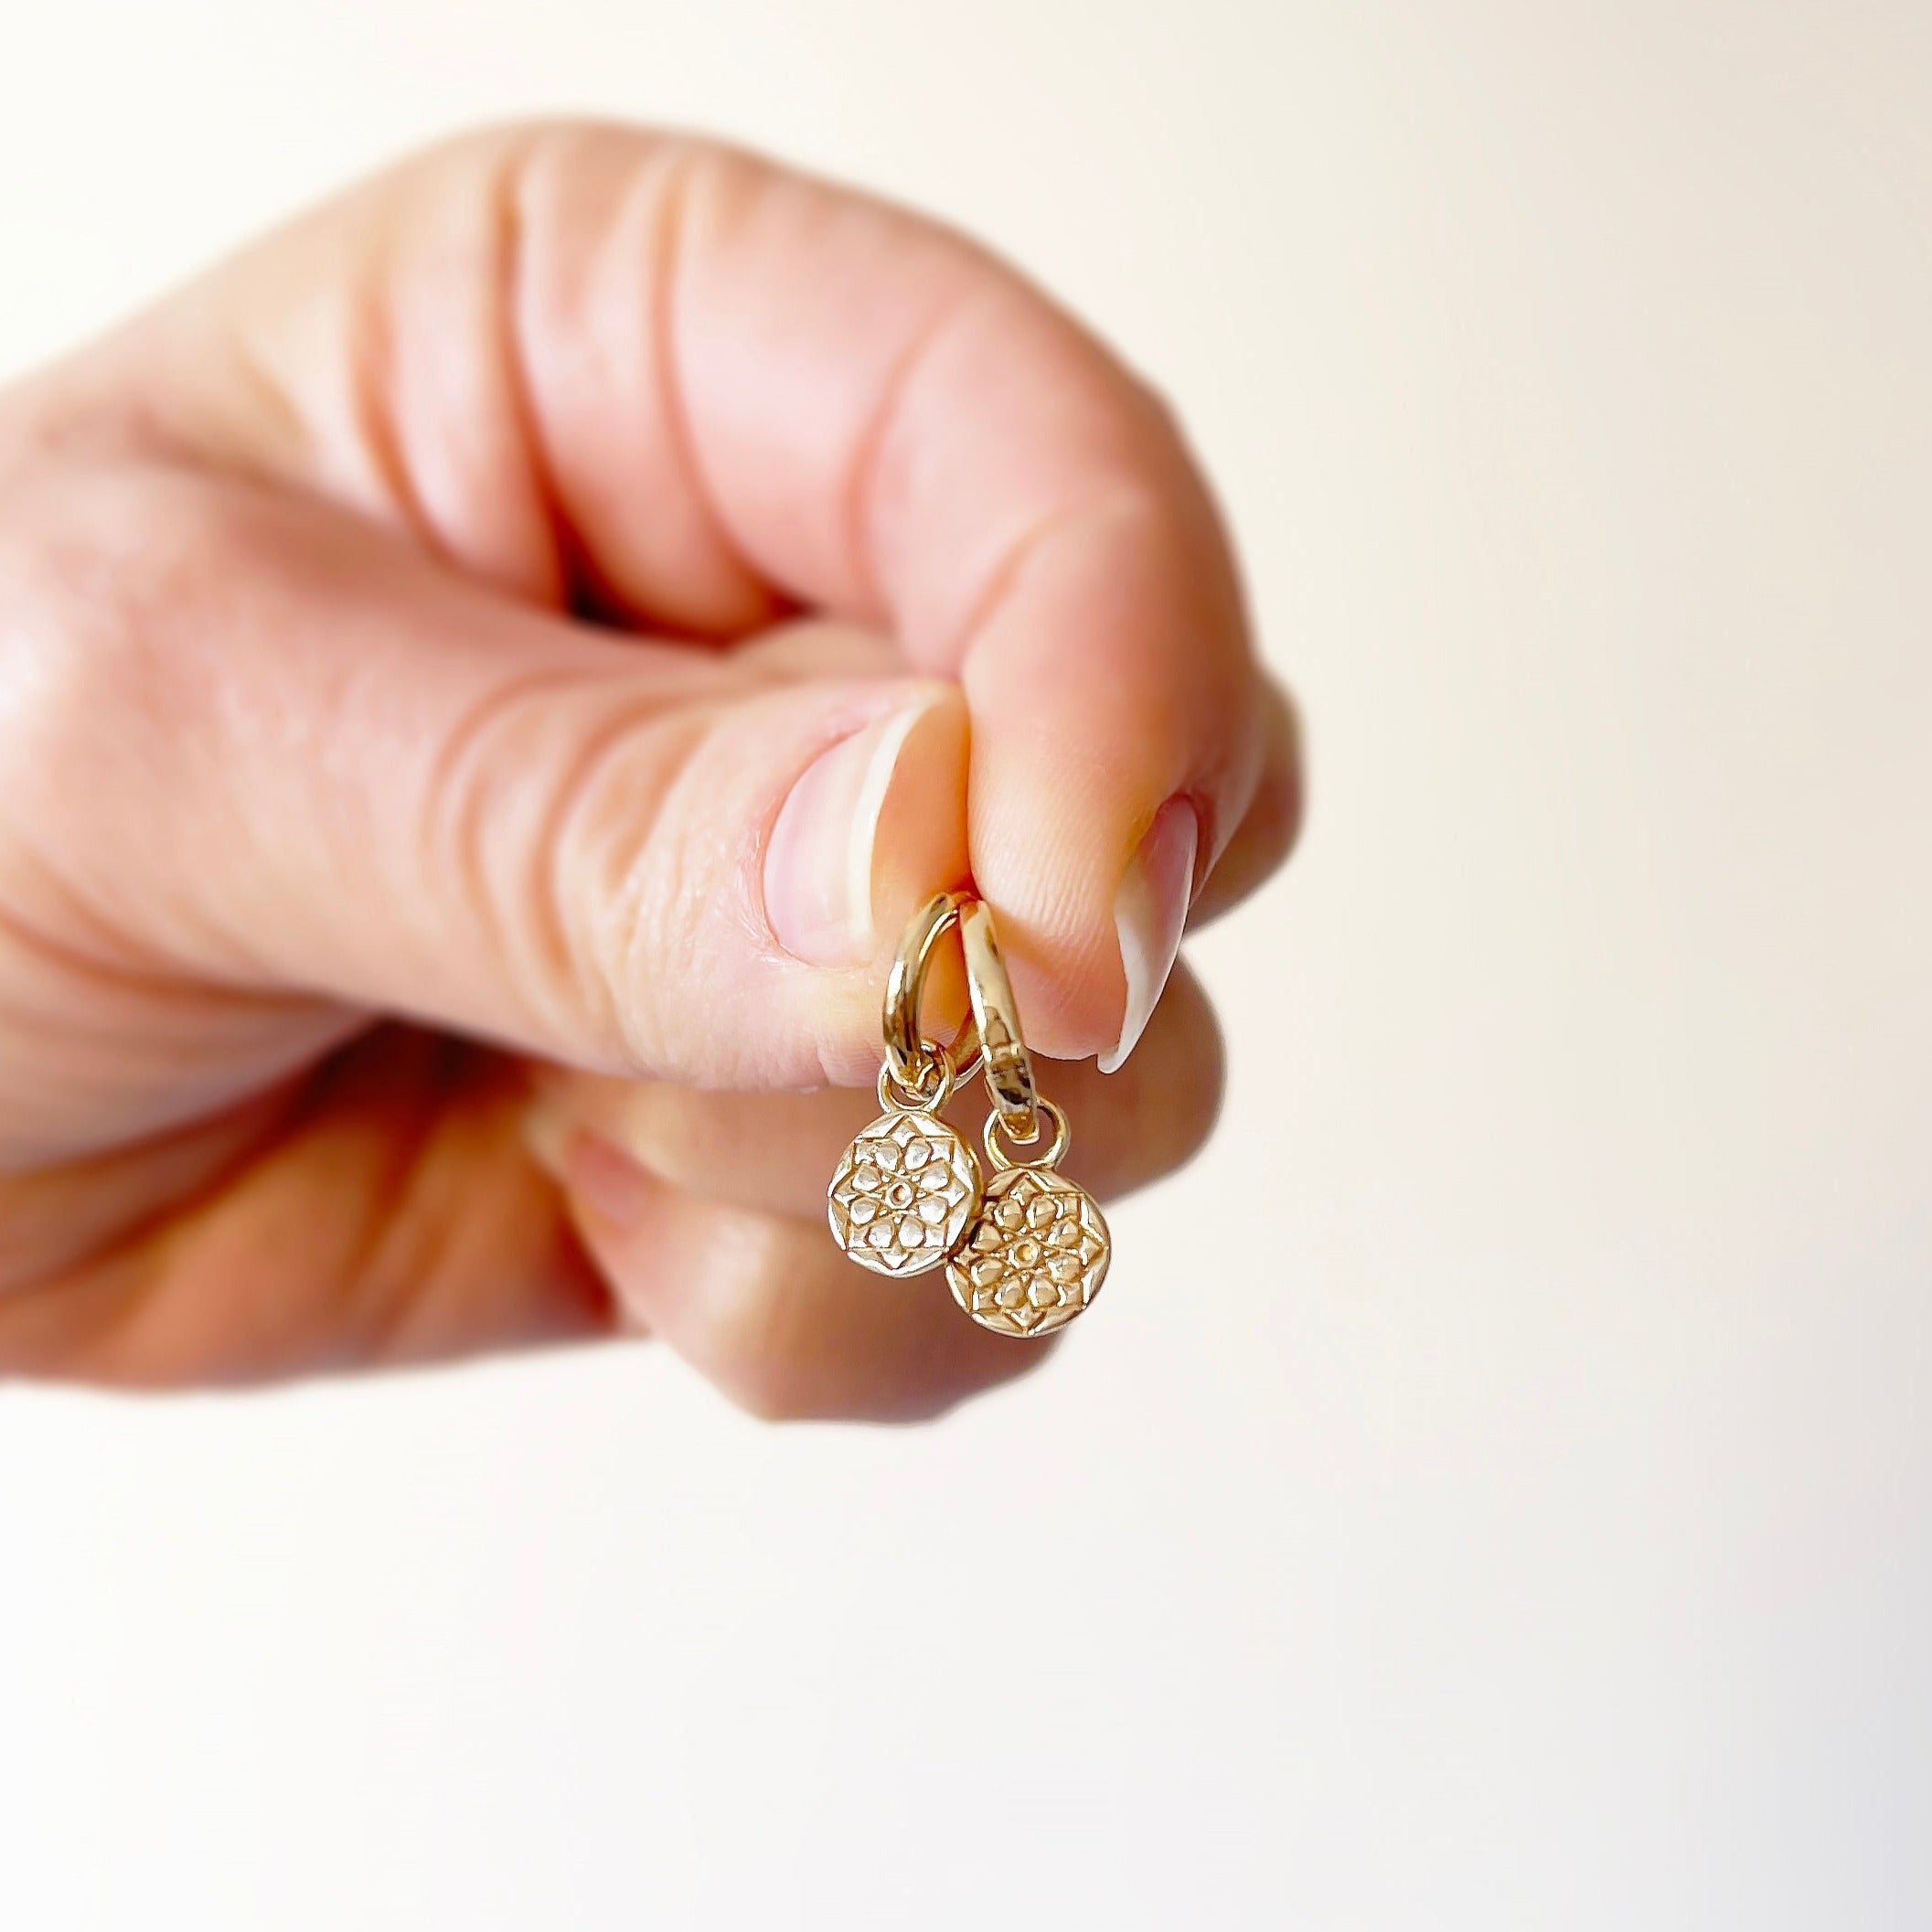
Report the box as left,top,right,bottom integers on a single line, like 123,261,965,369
12,464,967,1108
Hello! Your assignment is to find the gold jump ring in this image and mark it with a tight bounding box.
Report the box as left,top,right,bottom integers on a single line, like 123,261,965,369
876,1042,957,1115
982,1095,1071,1173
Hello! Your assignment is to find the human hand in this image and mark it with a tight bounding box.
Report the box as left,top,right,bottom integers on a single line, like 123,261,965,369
0,124,1299,1416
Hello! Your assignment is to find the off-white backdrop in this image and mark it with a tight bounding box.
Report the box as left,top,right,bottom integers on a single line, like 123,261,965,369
2,4,1928,1927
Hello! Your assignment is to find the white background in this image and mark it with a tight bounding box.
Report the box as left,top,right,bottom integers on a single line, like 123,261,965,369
3,3,1929,1927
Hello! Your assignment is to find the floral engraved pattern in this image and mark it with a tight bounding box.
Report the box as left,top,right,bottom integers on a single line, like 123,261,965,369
946,1167,1110,1338
827,1111,981,1276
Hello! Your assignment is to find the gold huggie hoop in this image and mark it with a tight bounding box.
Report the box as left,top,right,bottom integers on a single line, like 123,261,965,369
959,897,1040,1141
884,890,984,1093
831,890,1112,1330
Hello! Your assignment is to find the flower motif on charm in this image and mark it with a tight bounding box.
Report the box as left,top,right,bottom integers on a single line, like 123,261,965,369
945,1166,1110,1338
827,1111,981,1276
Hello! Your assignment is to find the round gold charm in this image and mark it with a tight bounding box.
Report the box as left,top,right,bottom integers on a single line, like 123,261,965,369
946,1164,1110,1338
827,1108,981,1276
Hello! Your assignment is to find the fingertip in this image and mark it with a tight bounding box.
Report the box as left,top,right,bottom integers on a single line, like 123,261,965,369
763,679,964,969
755,666,969,1087
975,787,1203,1071
860,680,972,966
952,481,1265,1067
1190,676,1305,929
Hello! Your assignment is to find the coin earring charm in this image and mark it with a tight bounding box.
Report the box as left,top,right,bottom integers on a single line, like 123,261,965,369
827,1051,982,1276
949,903,1112,1339
826,892,984,1277
946,1099,1112,1338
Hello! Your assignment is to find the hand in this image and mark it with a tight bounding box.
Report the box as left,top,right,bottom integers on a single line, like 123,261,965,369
0,123,1300,1416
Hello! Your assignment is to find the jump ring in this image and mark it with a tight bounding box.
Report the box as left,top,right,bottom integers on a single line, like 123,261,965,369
877,1043,956,1115
983,1095,1072,1173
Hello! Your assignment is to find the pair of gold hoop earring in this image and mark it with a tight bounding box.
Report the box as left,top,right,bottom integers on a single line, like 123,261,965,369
826,891,1111,1339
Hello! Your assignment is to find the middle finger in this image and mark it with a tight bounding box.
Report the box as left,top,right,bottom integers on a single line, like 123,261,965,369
522,960,1224,1220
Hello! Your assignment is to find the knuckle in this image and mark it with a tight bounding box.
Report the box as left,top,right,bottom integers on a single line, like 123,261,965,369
433,119,752,253
694,1239,824,1425
0,462,245,795
720,1327,820,1425
418,668,720,1069
722,1363,820,1426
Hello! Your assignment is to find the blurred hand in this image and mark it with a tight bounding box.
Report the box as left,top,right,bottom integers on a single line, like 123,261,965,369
0,123,1299,1416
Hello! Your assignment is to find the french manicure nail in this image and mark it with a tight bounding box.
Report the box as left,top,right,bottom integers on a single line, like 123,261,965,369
765,693,946,967
1098,797,1200,1073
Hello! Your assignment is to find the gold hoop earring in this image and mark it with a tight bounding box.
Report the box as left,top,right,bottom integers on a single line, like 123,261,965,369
947,907,1111,1339
826,893,984,1276
827,891,1112,1338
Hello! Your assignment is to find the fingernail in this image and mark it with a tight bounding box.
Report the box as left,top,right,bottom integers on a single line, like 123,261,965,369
522,1086,654,1229
519,1083,572,1180
765,689,954,966
565,1130,658,1230
1098,797,1200,1073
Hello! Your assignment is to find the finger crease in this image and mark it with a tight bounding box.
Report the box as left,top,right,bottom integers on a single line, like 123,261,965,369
941,486,1155,672
647,145,766,605
495,132,579,609
344,283,444,565
843,279,999,624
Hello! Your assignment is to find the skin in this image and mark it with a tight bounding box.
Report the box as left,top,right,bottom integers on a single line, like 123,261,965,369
0,123,1301,1418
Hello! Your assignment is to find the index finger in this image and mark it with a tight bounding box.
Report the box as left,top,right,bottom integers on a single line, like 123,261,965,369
112,122,1282,1062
